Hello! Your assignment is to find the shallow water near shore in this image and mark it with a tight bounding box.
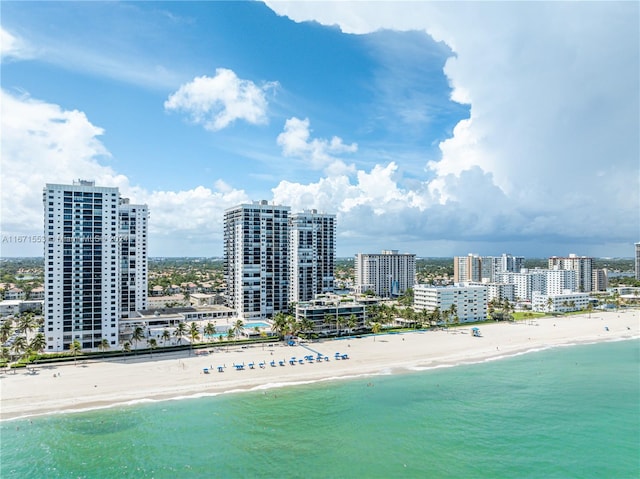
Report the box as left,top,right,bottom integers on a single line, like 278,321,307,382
1,339,638,478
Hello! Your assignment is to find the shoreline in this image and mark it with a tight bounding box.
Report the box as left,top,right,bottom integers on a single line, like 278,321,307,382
1,310,638,422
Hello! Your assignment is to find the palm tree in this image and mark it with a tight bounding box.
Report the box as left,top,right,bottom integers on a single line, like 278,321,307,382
188,322,200,355
0,319,14,344
17,313,36,337
147,338,158,358
122,341,131,360
546,297,554,314
29,333,47,357
11,335,27,364
131,325,145,355
444,309,453,329
271,312,289,340
371,322,381,341
161,329,171,347
347,314,358,335
232,319,244,339
174,321,187,345
204,322,216,340
323,314,335,336
0,347,10,369
299,317,315,339
586,302,594,319
98,338,110,358
431,307,441,328
449,304,458,327
69,339,82,365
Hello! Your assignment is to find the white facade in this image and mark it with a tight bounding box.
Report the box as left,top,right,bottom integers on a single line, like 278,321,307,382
496,269,577,302
224,201,290,321
355,250,416,298
289,210,336,304
414,284,488,323
531,291,590,313
548,254,593,292
473,282,515,303
44,181,126,352
455,253,524,283
635,243,640,281
119,199,148,318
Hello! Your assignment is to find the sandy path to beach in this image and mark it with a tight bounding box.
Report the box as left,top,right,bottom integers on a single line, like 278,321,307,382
1,310,637,420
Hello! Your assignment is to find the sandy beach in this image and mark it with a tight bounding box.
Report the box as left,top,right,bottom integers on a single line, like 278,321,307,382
1,310,638,421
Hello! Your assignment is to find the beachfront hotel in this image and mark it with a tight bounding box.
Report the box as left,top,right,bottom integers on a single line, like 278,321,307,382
414,284,488,323
224,201,336,320
43,180,148,352
635,242,640,280
354,250,416,298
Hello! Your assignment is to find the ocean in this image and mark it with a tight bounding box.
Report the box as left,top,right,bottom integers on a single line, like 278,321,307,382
1,339,638,478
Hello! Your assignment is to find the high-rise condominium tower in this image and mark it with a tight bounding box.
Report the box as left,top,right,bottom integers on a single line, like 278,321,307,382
224,201,290,320
43,180,148,352
119,198,149,318
635,243,640,281
289,210,336,304
548,254,593,292
355,250,416,297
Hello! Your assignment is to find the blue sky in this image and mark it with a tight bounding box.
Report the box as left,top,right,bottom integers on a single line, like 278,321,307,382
1,1,638,258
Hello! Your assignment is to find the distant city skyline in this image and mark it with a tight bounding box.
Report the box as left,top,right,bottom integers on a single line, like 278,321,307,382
1,2,638,258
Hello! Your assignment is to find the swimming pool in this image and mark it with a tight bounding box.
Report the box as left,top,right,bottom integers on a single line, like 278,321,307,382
244,321,270,329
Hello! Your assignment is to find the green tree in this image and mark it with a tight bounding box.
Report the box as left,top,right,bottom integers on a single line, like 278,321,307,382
188,322,200,355
271,312,289,339
371,322,381,341
122,341,131,359
204,322,216,339
174,322,187,345
17,313,36,337
98,338,110,358
430,307,441,328
0,319,14,344
449,304,458,327
0,347,10,368
148,338,158,358
232,319,244,339
69,339,82,365
586,302,594,319
161,329,171,346
347,314,358,335
29,333,47,357
299,317,315,339
323,313,335,335
11,335,27,364
131,325,145,355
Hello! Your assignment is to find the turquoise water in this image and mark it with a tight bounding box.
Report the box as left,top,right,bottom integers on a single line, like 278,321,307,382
1,340,638,478
245,321,270,328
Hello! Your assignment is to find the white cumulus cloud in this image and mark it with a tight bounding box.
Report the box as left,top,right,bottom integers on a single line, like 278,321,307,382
264,1,639,255
0,27,33,61
164,68,278,131
277,117,357,175
0,90,250,256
